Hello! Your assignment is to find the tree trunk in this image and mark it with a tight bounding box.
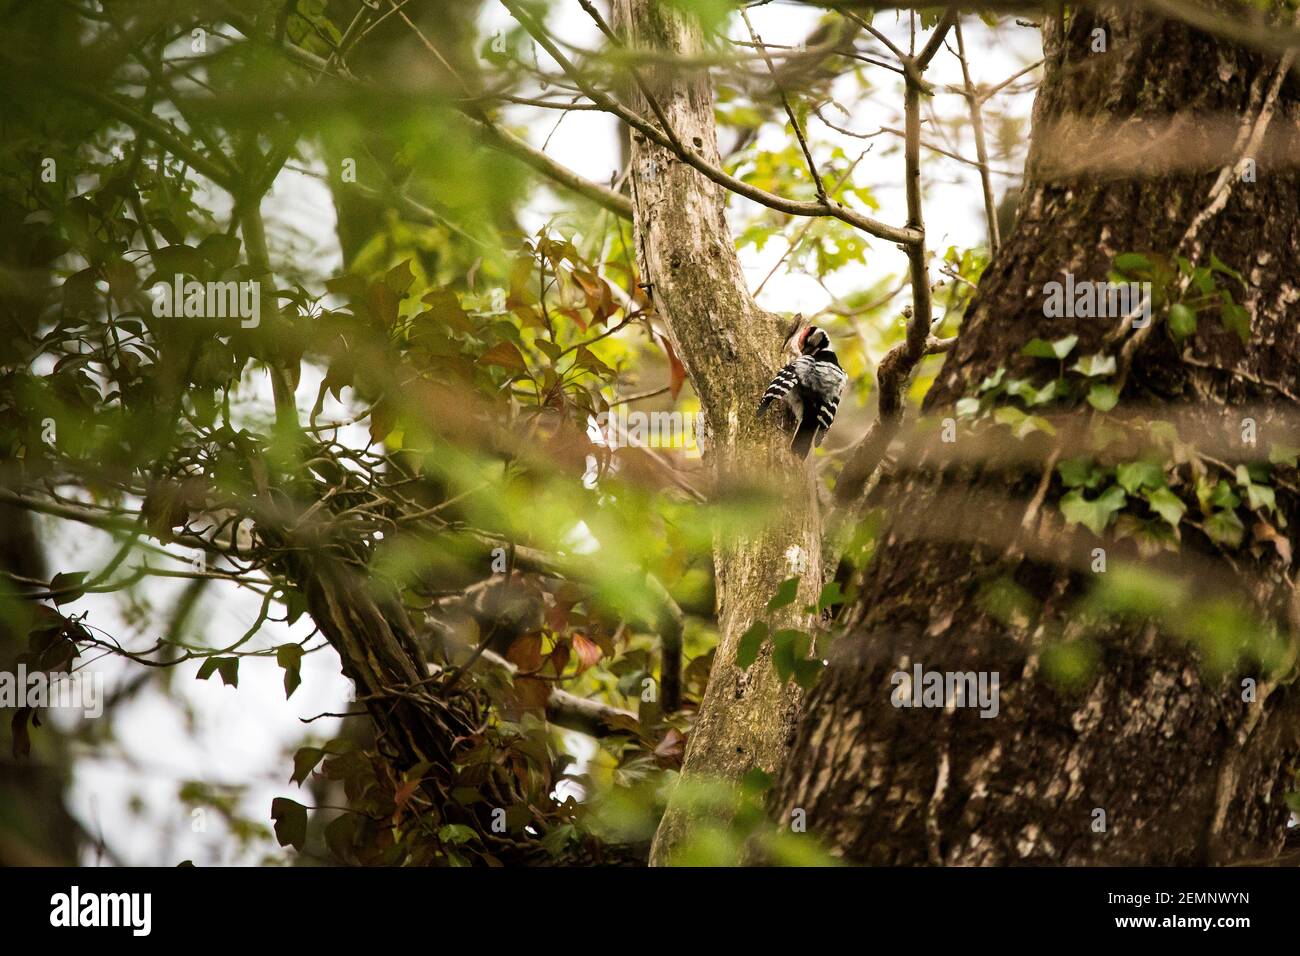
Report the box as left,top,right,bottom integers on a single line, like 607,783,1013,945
613,0,824,865
774,7,1300,865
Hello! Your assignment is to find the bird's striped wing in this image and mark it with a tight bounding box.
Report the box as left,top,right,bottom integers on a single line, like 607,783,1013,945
757,359,801,417
807,361,848,446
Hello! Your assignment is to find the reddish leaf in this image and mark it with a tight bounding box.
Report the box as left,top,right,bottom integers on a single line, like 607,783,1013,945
571,633,603,674
478,341,527,373
506,632,543,672
658,334,686,400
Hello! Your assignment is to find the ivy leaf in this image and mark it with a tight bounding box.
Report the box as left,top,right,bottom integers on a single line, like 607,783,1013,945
1087,382,1119,412
1253,520,1292,564
1208,480,1240,510
438,823,476,846
1204,509,1245,548
1209,253,1245,287
1220,294,1250,344
1114,252,1154,273
770,629,808,682
1168,303,1197,342
1268,444,1299,468
767,577,800,611
1145,487,1187,529
1058,457,1106,490
793,657,825,689
1021,335,1078,360
978,367,1007,394
817,581,845,612
1060,485,1127,535
1246,483,1276,514
1070,353,1116,377
1116,460,1165,494
736,621,768,669
270,797,308,850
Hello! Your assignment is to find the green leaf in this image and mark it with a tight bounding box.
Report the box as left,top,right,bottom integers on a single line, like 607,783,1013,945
978,367,1006,394
1116,460,1165,494
1268,444,1299,468
541,823,576,858
817,581,845,612
793,657,825,689
770,628,807,682
438,823,476,846
1114,252,1153,273
291,746,325,785
741,767,773,795
955,397,981,418
1209,253,1244,286
995,405,1056,439
736,620,768,669
271,797,308,850
1021,335,1078,360
1168,303,1197,342
1060,485,1127,535
196,656,239,687
1087,382,1119,412
1145,487,1187,529
1058,457,1105,490
1246,483,1276,514
277,644,303,699
767,577,800,611
49,571,88,606
1070,353,1116,377
1220,299,1250,343
1204,509,1245,548
1209,480,1240,510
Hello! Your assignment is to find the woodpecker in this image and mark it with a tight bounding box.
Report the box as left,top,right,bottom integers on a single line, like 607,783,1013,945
757,321,848,459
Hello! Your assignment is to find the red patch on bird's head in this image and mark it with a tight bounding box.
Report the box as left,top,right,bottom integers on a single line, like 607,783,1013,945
797,326,813,349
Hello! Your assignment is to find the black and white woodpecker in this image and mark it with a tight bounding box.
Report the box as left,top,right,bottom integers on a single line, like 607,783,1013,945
756,318,848,459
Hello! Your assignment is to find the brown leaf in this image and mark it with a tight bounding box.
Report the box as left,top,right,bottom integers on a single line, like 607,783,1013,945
1253,520,1292,564
478,341,527,374
514,676,550,714
653,728,686,768
506,632,543,672
369,399,397,444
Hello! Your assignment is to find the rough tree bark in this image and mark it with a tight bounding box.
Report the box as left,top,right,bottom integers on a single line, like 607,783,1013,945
612,0,825,865
774,7,1300,865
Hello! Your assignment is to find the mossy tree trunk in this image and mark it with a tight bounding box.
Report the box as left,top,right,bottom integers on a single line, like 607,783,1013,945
614,0,824,866
773,7,1300,865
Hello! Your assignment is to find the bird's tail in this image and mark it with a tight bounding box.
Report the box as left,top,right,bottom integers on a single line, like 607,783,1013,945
790,417,818,459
